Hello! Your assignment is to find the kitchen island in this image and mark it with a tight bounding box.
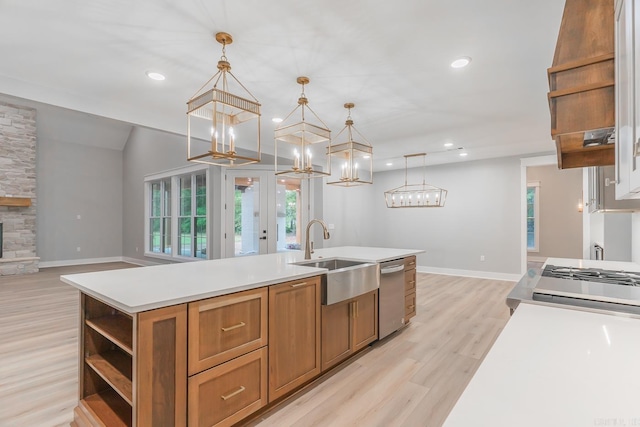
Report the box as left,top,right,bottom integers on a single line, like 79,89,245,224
62,246,422,427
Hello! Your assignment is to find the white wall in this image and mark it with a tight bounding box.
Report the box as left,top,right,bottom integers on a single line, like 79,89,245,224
325,156,522,277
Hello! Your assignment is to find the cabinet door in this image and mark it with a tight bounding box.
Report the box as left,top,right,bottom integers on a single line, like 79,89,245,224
617,0,640,198
632,0,640,193
352,290,378,352
321,300,352,372
137,304,187,427
268,277,321,402
188,287,268,375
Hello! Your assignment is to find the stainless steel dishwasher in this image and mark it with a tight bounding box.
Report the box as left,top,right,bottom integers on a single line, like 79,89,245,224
378,259,406,339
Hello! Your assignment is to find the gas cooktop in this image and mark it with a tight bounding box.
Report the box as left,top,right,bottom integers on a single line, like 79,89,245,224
532,264,640,312
542,265,640,287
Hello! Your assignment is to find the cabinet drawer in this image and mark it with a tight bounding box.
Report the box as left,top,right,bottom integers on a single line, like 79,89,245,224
404,256,416,269
188,347,267,427
404,269,416,295
188,287,268,375
405,292,416,320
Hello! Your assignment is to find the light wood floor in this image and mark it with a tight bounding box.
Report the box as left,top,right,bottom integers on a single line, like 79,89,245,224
0,264,514,427
0,263,135,427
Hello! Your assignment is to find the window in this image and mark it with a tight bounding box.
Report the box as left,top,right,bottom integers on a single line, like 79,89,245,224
527,182,540,252
145,165,209,260
149,178,171,255
177,173,207,258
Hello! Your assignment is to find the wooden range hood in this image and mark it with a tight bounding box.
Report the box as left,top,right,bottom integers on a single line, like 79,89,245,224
548,0,615,169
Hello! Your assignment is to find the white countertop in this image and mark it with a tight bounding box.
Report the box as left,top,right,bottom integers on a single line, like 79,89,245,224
61,246,422,314
443,302,640,427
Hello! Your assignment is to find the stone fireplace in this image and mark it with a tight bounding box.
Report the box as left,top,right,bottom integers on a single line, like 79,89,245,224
0,101,39,275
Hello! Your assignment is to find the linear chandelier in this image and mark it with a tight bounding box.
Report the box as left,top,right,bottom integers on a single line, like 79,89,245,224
187,32,261,167
327,103,373,186
384,153,447,208
274,77,331,179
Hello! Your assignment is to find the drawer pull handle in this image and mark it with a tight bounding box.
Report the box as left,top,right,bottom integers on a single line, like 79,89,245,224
408,305,415,309
221,386,246,400
290,282,308,288
408,261,416,266
409,281,416,285
221,322,246,332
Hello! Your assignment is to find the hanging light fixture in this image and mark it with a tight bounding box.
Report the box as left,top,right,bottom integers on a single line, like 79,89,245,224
274,77,331,178
186,32,261,167
384,153,447,208
327,103,373,187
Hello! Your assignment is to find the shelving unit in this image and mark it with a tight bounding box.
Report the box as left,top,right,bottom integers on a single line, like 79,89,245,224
81,295,133,426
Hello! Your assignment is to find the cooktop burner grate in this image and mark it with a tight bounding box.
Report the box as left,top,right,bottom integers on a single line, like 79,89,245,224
542,265,640,287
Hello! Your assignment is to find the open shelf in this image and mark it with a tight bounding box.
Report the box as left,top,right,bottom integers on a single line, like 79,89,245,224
81,389,132,427
86,351,133,405
0,196,31,207
86,314,133,355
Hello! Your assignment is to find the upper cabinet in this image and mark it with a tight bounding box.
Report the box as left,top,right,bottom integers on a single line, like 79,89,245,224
548,0,616,169
615,0,640,198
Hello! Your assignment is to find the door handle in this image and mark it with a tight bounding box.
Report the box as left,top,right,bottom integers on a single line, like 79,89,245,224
259,236,267,240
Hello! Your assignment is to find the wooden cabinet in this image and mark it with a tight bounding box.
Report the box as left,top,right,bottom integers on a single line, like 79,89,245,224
321,299,352,371
188,348,268,427
188,287,268,375
78,295,187,427
321,290,378,372
352,290,378,352
187,287,268,427
137,305,187,427
615,0,640,199
404,257,417,321
268,277,321,402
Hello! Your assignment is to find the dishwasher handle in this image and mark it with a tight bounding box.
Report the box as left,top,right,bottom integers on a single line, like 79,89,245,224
380,264,405,274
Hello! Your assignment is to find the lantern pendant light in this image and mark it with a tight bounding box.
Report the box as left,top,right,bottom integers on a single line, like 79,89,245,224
327,103,373,186
274,77,331,178
187,32,261,167
384,153,447,208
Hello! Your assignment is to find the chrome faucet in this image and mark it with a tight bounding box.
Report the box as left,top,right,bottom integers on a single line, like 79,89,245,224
304,219,330,259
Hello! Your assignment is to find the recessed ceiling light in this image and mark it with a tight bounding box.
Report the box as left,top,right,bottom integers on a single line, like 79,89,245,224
451,57,471,69
459,152,468,157
146,71,165,81
386,162,393,166
444,142,454,147
363,155,371,159
272,117,283,123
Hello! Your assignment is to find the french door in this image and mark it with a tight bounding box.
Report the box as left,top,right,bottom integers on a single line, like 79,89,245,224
224,169,310,257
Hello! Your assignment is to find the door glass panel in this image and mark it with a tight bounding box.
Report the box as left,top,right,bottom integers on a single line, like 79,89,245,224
276,178,302,252
178,176,192,256
234,177,260,256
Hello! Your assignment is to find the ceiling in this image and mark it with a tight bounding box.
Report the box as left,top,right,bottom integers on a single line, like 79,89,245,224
0,0,565,170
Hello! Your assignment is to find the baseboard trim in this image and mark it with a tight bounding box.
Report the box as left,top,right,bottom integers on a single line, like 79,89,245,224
527,256,548,263
39,256,126,268
121,256,163,267
417,266,521,282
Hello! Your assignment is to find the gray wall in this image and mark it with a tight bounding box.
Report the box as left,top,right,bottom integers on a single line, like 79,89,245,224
37,139,123,262
633,213,640,263
324,156,523,275
322,180,376,247
603,213,632,261
526,165,583,259
122,126,224,263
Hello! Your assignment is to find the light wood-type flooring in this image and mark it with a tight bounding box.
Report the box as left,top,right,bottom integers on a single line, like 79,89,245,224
0,263,514,427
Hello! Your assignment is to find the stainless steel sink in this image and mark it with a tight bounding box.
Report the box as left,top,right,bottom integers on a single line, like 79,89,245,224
293,258,380,305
